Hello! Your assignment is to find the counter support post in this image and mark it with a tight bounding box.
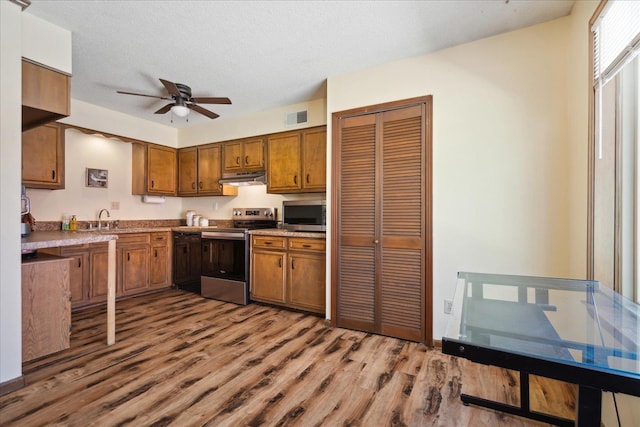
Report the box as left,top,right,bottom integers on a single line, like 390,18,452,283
107,239,116,345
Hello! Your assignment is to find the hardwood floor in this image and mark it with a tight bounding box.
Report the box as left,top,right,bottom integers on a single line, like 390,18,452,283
0,289,576,426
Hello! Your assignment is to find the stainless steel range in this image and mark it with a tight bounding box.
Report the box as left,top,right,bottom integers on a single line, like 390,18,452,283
201,207,276,305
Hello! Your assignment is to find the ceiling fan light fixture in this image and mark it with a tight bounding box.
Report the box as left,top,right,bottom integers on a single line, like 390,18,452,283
171,105,189,117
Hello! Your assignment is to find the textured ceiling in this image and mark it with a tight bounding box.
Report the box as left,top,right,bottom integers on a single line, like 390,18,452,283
25,0,575,128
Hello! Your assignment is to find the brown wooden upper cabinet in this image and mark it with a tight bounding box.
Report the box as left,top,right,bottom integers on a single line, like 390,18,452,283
223,137,264,173
22,122,65,189
178,143,237,196
267,126,326,194
132,142,177,195
22,59,70,131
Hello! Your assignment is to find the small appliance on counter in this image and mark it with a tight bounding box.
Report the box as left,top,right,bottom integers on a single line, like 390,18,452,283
21,185,34,237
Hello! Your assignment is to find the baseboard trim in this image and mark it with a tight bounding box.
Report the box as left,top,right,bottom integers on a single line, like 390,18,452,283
0,375,25,396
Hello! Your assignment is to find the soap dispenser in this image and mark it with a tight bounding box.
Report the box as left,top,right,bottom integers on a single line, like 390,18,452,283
70,215,77,231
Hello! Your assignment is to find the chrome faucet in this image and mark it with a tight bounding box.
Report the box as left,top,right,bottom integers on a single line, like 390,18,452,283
98,208,110,229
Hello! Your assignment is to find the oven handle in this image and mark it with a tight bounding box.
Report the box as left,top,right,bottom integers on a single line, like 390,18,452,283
202,231,246,240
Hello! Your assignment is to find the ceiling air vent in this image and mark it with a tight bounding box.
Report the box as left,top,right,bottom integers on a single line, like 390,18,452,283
285,110,308,126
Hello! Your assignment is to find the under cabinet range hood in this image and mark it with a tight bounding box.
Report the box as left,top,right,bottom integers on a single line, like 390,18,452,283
218,171,266,186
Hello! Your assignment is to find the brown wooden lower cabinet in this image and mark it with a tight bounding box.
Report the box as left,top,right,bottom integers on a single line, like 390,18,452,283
44,231,171,310
21,254,71,362
251,235,325,314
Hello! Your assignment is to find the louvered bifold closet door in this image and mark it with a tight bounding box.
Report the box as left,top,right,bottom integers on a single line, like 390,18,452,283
336,114,377,332
379,105,425,342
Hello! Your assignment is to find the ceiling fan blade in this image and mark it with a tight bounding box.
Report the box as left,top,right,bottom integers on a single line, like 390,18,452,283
159,78,182,98
189,104,219,119
117,90,169,100
191,97,232,105
154,104,173,114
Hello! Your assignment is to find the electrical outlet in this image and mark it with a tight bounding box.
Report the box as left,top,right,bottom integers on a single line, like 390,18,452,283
444,299,453,314
111,201,120,210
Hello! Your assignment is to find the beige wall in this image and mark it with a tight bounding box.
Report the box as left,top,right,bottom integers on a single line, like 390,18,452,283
327,14,581,336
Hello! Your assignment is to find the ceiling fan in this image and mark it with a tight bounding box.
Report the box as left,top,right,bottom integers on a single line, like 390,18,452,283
117,78,231,120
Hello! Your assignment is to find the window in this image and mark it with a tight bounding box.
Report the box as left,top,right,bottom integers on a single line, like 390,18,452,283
589,0,640,302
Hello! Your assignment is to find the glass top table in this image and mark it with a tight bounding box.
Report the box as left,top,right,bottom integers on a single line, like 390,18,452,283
442,272,639,427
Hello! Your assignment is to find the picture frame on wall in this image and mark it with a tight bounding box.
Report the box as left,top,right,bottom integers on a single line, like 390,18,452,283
86,168,108,188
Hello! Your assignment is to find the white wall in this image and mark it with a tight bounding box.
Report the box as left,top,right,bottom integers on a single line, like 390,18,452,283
27,129,183,222
22,12,72,74
326,15,583,337
179,98,326,147
61,99,178,148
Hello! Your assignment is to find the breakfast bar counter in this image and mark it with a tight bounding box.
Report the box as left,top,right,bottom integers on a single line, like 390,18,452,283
21,231,118,346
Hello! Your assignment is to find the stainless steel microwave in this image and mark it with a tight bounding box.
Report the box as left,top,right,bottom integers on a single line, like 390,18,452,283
282,200,326,232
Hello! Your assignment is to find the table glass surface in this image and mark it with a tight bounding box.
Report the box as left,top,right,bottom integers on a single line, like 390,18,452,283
443,272,639,378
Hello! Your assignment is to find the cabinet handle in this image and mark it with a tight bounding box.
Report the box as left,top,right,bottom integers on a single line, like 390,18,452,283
306,174,310,184
77,259,82,268
52,170,56,180
264,241,272,245
293,175,297,185
127,252,130,261
302,244,311,248
236,156,240,165
151,180,155,188
203,244,208,253
183,247,187,254
199,181,203,189
192,182,196,189
291,259,295,269
154,249,158,257
245,155,249,165
278,258,282,268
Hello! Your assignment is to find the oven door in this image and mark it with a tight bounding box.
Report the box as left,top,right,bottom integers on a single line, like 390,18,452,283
201,230,249,305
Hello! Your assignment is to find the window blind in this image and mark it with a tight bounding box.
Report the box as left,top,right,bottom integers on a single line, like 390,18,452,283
592,0,640,87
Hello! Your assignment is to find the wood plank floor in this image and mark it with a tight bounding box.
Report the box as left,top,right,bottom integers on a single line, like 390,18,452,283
0,289,576,426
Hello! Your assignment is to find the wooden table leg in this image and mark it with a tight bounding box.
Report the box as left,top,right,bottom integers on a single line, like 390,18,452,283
107,239,116,345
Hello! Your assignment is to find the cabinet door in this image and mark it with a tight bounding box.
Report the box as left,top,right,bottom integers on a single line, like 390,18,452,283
302,128,326,192
242,137,264,170
223,141,242,172
121,245,149,295
89,247,109,303
267,132,301,193
178,147,198,195
147,144,177,194
251,251,286,303
22,123,65,189
287,252,326,314
63,251,90,308
198,144,223,194
150,233,170,288
21,256,71,362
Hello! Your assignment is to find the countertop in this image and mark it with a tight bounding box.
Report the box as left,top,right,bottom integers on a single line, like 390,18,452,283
21,230,118,251
248,229,326,239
